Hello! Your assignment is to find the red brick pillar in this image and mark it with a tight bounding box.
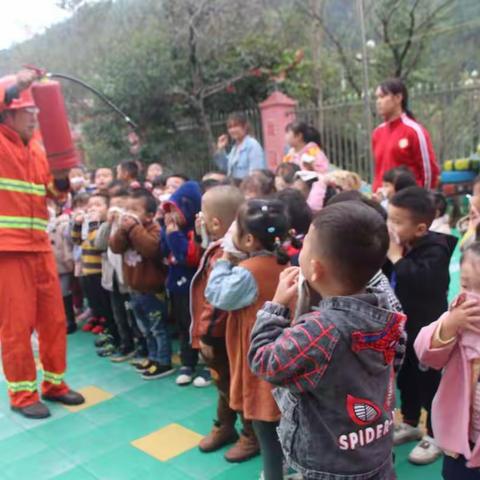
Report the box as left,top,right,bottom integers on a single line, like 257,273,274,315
259,91,297,170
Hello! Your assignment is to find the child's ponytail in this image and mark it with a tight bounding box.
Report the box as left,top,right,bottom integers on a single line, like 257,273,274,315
288,229,303,250
274,236,290,265
237,199,289,265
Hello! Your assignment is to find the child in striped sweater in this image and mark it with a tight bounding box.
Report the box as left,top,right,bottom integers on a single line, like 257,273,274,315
72,192,115,336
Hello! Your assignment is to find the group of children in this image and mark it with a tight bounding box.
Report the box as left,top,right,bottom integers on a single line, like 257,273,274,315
45,155,480,480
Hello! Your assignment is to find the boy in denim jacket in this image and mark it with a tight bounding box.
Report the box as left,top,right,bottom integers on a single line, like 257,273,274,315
249,202,405,480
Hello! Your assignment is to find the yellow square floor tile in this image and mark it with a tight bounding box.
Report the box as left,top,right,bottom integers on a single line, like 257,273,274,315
63,385,114,412
132,423,204,461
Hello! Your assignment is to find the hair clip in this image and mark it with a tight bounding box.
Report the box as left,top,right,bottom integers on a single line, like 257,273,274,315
267,226,275,233
261,205,268,212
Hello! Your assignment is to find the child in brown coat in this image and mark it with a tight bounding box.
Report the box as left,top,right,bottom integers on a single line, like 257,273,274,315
110,188,172,380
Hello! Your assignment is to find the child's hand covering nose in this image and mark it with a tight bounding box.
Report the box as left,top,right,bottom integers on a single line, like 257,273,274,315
273,266,300,307
164,213,179,233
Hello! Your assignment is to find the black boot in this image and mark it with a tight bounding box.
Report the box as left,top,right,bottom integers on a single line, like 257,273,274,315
11,401,51,419
43,389,85,405
63,295,77,334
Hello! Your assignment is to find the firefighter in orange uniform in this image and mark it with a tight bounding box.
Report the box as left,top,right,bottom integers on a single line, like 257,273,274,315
0,70,85,419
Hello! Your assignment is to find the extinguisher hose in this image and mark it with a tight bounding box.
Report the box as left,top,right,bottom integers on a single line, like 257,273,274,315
46,72,138,131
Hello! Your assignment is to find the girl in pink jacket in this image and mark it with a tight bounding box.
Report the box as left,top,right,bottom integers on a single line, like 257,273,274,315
415,242,480,479
283,122,329,174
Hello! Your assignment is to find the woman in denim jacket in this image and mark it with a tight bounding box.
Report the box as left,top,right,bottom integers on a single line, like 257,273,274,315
214,112,266,183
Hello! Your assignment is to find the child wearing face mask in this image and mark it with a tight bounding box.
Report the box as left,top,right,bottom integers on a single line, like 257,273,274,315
415,242,480,479
69,167,87,197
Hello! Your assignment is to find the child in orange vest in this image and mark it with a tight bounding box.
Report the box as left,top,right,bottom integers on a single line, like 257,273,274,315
206,199,289,478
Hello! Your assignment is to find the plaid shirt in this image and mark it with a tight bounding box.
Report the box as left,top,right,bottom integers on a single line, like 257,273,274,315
294,272,407,374
249,295,406,393
250,303,340,393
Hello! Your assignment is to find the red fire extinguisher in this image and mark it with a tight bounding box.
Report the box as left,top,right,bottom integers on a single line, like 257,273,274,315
25,64,138,172
32,80,78,172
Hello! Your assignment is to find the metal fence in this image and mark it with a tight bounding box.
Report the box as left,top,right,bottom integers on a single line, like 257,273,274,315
295,82,480,182
169,83,480,181
176,108,263,141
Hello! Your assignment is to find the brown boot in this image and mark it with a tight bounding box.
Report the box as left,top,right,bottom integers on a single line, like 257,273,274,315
199,421,239,453
224,431,260,463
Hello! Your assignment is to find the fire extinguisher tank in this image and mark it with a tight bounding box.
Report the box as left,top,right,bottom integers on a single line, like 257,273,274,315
32,80,78,171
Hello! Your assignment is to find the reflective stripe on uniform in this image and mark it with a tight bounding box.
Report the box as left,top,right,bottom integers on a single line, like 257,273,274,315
0,215,48,231
43,370,65,386
7,380,37,393
0,177,46,196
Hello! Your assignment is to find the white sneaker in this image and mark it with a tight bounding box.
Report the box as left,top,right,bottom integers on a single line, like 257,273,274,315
175,367,194,386
393,422,423,446
193,375,212,388
408,435,443,465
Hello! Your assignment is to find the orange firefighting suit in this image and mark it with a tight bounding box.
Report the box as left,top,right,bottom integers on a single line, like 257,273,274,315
0,87,70,408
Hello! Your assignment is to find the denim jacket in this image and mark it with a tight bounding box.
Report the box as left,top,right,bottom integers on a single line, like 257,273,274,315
295,271,406,374
214,135,266,180
249,294,406,480
205,259,258,311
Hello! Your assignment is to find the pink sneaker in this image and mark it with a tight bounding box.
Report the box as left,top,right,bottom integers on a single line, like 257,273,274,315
76,308,92,323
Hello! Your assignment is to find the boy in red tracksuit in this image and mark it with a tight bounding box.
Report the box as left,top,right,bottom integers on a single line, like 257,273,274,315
190,185,247,457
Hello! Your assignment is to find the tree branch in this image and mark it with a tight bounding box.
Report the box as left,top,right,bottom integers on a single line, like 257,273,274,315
381,15,400,70
200,69,259,98
396,0,421,75
296,0,362,96
378,0,453,79
402,41,426,80
377,0,403,74
414,0,454,33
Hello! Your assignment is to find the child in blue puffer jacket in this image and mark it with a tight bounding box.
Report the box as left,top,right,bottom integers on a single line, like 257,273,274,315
160,181,203,386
